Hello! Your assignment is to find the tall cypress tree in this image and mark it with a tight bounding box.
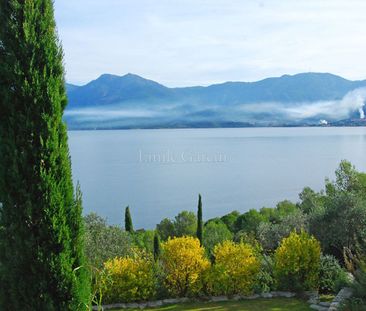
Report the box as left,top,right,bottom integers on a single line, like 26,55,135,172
197,194,203,246
125,206,134,233
0,1,89,309
153,232,161,261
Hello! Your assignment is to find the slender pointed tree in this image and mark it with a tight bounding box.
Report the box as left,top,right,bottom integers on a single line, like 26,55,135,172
0,1,89,309
197,194,203,246
153,232,161,261
125,206,134,233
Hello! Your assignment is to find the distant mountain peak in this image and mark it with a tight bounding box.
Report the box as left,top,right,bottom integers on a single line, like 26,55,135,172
124,72,140,78
92,72,161,85
67,72,170,108
94,73,120,81
279,72,349,81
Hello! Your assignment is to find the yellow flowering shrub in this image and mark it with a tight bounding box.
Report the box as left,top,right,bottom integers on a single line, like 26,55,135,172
161,236,210,297
274,230,321,291
102,253,156,303
207,241,260,295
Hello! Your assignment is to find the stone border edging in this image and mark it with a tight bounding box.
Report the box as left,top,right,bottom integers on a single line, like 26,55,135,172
328,287,353,311
308,287,353,311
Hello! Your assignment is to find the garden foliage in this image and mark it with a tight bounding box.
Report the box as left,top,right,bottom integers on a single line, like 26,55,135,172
160,236,210,297
274,231,321,292
207,241,260,295
102,253,156,303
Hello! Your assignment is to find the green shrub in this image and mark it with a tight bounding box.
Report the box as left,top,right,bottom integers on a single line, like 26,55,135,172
253,270,274,294
341,298,366,311
253,255,275,293
310,161,366,261
203,264,226,296
156,211,197,241
220,211,240,232
353,261,366,300
84,213,134,267
319,255,348,294
203,221,233,256
257,210,309,252
234,209,267,234
132,229,155,253
274,231,321,292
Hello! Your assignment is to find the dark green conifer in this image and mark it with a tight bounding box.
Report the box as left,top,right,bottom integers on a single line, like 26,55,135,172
0,1,89,309
125,206,134,233
153,232,161,261
197,194,203,246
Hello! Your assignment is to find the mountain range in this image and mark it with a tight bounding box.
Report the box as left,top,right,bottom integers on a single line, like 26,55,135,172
65,72,366,129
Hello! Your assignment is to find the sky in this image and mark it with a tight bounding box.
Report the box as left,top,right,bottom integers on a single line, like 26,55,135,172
54,0,366,87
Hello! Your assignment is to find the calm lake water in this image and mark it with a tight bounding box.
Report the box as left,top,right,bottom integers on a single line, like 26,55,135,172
68,127,366,229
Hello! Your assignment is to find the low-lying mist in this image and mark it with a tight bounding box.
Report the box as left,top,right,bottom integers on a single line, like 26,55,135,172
65,87,366,128
237,87,366,121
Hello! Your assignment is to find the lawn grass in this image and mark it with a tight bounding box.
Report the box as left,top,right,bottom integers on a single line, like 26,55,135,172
116,298,312,311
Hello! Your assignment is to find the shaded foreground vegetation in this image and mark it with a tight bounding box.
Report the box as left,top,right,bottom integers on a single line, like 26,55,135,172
0,0,89,309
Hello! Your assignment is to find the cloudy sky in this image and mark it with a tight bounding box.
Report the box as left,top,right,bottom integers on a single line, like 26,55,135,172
54,0,366,87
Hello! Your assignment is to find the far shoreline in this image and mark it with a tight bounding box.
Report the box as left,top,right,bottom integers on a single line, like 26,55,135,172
67,124,366,131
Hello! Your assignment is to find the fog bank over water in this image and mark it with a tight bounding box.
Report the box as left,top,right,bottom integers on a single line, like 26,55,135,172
238,87,366,121
65,86,366,128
